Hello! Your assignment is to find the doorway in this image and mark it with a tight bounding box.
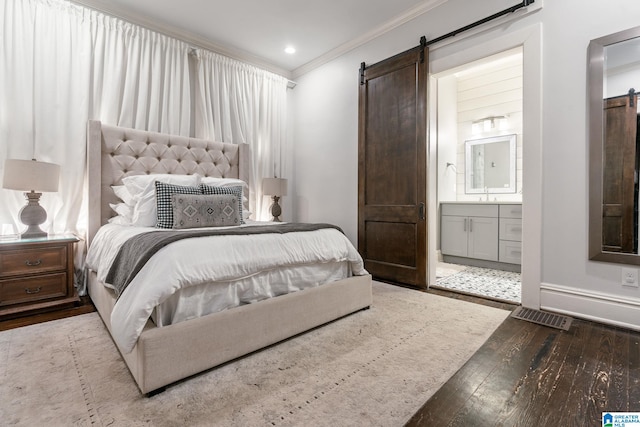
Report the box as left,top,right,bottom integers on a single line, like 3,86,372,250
432,47,523,304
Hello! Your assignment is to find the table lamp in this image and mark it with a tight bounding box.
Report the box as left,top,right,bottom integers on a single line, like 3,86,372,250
3,158,60,239
262,177,288,222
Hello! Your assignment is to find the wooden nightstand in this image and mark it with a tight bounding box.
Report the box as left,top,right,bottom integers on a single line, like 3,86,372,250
0,235,80,320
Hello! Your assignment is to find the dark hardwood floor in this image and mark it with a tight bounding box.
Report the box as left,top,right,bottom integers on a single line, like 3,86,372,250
407,289,640,426
0,295,95,332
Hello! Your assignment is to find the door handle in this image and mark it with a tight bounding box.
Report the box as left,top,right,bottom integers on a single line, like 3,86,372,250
469,218,473,232
463,218,467,231
419,202,425,220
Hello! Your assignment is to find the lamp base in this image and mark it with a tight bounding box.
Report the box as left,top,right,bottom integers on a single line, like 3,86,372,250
269,196,282,222
18,191,48,239
20,226,47,239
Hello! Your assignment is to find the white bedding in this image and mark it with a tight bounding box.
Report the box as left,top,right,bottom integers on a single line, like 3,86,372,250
85,221,367,353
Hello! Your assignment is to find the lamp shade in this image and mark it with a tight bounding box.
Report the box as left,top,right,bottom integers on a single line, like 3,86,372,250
3,159,60,192
262,177,288,197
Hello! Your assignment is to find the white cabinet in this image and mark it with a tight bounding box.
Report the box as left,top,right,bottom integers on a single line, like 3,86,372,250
441,203,522,267
441,204,499,261
498,205,522,264
468,216,500,260
440,216,468,257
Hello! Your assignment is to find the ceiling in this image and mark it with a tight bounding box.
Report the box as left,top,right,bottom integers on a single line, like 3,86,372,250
76,0,448,78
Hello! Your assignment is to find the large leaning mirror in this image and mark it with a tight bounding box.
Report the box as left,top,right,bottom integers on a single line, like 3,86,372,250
589,25,640,264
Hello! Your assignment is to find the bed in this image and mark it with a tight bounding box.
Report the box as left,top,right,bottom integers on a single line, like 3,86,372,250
84,120,372,395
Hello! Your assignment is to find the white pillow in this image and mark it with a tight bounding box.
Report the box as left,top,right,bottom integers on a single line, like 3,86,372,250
108,215,132,225
200,176,250,218
112,185,135,206
199,176,248,189
122,174,201,227
107,202,133,225
109,202,133,218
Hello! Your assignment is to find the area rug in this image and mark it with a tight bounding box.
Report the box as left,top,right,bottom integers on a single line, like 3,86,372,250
0,281,508,426
436,266,521,303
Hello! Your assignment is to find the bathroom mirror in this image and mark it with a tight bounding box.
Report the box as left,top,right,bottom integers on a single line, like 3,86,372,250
465,134,516,194
588,25,640,264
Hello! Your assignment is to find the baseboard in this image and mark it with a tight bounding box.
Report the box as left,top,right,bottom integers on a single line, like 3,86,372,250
539,282,640,331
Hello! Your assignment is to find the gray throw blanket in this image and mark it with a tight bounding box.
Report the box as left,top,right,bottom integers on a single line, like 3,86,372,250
105,223,343,298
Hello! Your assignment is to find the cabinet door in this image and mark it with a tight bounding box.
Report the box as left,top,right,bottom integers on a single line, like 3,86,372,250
468,217,499,261
441,216,468,257
499,240,522,264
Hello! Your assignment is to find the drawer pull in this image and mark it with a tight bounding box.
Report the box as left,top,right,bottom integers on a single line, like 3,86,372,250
24,287,42,294
25,259,42,267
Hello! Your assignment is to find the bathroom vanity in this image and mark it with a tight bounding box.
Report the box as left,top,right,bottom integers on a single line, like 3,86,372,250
440,202,522,272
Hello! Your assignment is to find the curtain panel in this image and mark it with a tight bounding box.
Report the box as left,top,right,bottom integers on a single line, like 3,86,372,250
194,50,288,220
0,0,288,245
0,0,92,236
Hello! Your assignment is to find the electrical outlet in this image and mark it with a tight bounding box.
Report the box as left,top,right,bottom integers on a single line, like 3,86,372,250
621,267,639,287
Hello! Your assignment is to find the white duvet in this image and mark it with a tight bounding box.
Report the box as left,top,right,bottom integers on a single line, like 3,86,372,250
85,221,367,353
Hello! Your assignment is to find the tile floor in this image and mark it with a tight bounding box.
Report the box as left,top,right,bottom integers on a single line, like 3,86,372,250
435,261,521,303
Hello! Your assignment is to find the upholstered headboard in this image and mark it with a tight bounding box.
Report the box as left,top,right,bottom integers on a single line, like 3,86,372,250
86,120,250,245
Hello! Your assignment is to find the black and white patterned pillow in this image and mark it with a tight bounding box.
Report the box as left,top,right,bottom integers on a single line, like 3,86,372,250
155,181,201,229
199,184,245,224
172,193,242,229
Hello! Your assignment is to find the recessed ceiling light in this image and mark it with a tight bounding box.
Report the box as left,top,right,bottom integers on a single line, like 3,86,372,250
284,46,296,54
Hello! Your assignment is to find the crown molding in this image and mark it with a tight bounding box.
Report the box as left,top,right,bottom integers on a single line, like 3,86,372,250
70,0,293,80
291,0,449,79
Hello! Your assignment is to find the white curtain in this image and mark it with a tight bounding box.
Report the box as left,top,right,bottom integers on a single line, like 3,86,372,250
0,0,91,235
1,0,287,243
0,0,192,241
194,50,288,220
90,14,191,135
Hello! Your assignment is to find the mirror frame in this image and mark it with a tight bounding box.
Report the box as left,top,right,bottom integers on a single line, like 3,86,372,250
588,25,640,265
465,134,517,194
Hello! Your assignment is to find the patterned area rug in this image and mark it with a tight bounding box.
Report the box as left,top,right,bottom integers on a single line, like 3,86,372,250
436,266,521,303
0,281,509,427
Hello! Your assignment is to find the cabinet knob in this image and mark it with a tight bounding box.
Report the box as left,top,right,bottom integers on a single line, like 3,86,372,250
24,259,42,267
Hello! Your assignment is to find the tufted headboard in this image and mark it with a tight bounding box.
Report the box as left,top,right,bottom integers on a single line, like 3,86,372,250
86,120,250,246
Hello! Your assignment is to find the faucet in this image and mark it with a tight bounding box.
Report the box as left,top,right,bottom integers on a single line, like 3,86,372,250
484,186,489,201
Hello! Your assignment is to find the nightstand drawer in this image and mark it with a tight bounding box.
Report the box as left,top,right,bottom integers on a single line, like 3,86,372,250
0,272,67,306
0,245,67,277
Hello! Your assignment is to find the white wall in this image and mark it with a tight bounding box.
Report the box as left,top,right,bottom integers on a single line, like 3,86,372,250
436,75,458,203
291,0,515,244
291,0,640,330
453,50,523,202
536,1,640,329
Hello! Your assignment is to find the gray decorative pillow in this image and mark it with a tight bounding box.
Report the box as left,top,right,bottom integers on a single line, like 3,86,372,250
199,184,245,224
155,181,201,229
172,193,242,229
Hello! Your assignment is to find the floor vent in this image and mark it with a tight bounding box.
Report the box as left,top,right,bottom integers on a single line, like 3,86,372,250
511,306,573,331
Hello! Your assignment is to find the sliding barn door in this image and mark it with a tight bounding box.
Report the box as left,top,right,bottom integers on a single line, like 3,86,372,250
602,93,638,253
358,43,428,288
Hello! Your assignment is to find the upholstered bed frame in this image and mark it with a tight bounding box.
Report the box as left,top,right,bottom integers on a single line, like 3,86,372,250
85,120,372,394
